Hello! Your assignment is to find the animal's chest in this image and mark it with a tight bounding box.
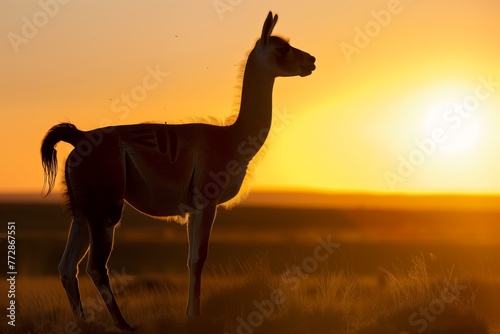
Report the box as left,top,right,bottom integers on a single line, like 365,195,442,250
204,161,247,204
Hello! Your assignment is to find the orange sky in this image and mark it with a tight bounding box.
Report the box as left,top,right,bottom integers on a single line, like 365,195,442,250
1,0,500,195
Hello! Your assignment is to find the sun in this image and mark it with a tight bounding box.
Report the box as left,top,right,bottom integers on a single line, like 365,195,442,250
423,101,482,154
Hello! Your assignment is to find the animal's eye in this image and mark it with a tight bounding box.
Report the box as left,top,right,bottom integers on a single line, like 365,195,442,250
276,46,290,55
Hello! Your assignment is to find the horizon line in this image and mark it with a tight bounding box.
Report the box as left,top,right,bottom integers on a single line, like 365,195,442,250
2,190,500,211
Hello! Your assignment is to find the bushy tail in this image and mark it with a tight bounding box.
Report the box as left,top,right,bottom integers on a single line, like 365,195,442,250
41,123,84,197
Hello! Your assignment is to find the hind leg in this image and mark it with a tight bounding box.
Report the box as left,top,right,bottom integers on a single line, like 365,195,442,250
59,216,89,319
86,208,134,331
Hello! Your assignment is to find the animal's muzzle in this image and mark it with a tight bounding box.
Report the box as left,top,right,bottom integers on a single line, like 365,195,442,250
300,54,316,77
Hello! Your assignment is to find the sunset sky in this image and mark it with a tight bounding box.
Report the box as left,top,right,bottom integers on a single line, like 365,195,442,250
1,0,500,195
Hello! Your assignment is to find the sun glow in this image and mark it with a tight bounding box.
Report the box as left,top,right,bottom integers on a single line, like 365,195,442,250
1,1,499,195
424,101,482,155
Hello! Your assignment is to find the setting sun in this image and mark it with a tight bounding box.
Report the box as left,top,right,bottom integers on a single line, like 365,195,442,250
1,0,500,195
2,2,500,333
423,100,482,155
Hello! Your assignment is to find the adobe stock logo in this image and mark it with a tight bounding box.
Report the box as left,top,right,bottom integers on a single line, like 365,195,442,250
227,236,340,334
385,75,498,190
399,278,467,334
110,65,170,120
7,0,72,54
213,0,243,21
339,0,415,64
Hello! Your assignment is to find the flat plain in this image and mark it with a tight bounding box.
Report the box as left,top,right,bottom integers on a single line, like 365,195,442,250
1,201,499,333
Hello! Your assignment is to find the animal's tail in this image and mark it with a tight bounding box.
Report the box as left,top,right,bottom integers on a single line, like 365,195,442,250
41,123,84,197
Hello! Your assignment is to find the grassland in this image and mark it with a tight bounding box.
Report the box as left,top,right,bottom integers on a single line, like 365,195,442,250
0,203,499,333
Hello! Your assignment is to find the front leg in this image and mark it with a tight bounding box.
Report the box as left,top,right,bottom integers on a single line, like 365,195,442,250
186,204,217,318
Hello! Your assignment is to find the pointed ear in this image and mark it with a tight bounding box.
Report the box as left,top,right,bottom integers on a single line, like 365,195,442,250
260,11,278,45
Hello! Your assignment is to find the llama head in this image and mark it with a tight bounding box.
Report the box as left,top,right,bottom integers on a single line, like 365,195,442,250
255,12,316,78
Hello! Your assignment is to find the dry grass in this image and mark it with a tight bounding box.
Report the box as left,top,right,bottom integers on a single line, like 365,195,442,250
0,255,493,334
357,255,490,334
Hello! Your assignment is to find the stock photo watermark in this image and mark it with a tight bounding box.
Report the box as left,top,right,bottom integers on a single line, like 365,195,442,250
110,65,170,121
227,236,340,334
213,0,244,21
339,0,415,64
7,0,72,54
385,74,499,190
5,222,17,327
399,278,467,334
57,267,135,334
177,106,297,215
65,64,168,169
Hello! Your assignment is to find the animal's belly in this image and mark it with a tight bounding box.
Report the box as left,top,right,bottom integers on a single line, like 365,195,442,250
125,190,189,217
123,147,248,215
123,154,194,217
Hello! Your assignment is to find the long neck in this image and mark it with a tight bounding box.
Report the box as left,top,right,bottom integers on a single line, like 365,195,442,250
231,50,275,157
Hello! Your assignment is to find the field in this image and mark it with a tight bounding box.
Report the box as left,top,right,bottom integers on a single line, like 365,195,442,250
1,202,499,333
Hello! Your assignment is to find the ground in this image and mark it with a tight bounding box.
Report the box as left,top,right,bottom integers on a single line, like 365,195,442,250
0,203,498,333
